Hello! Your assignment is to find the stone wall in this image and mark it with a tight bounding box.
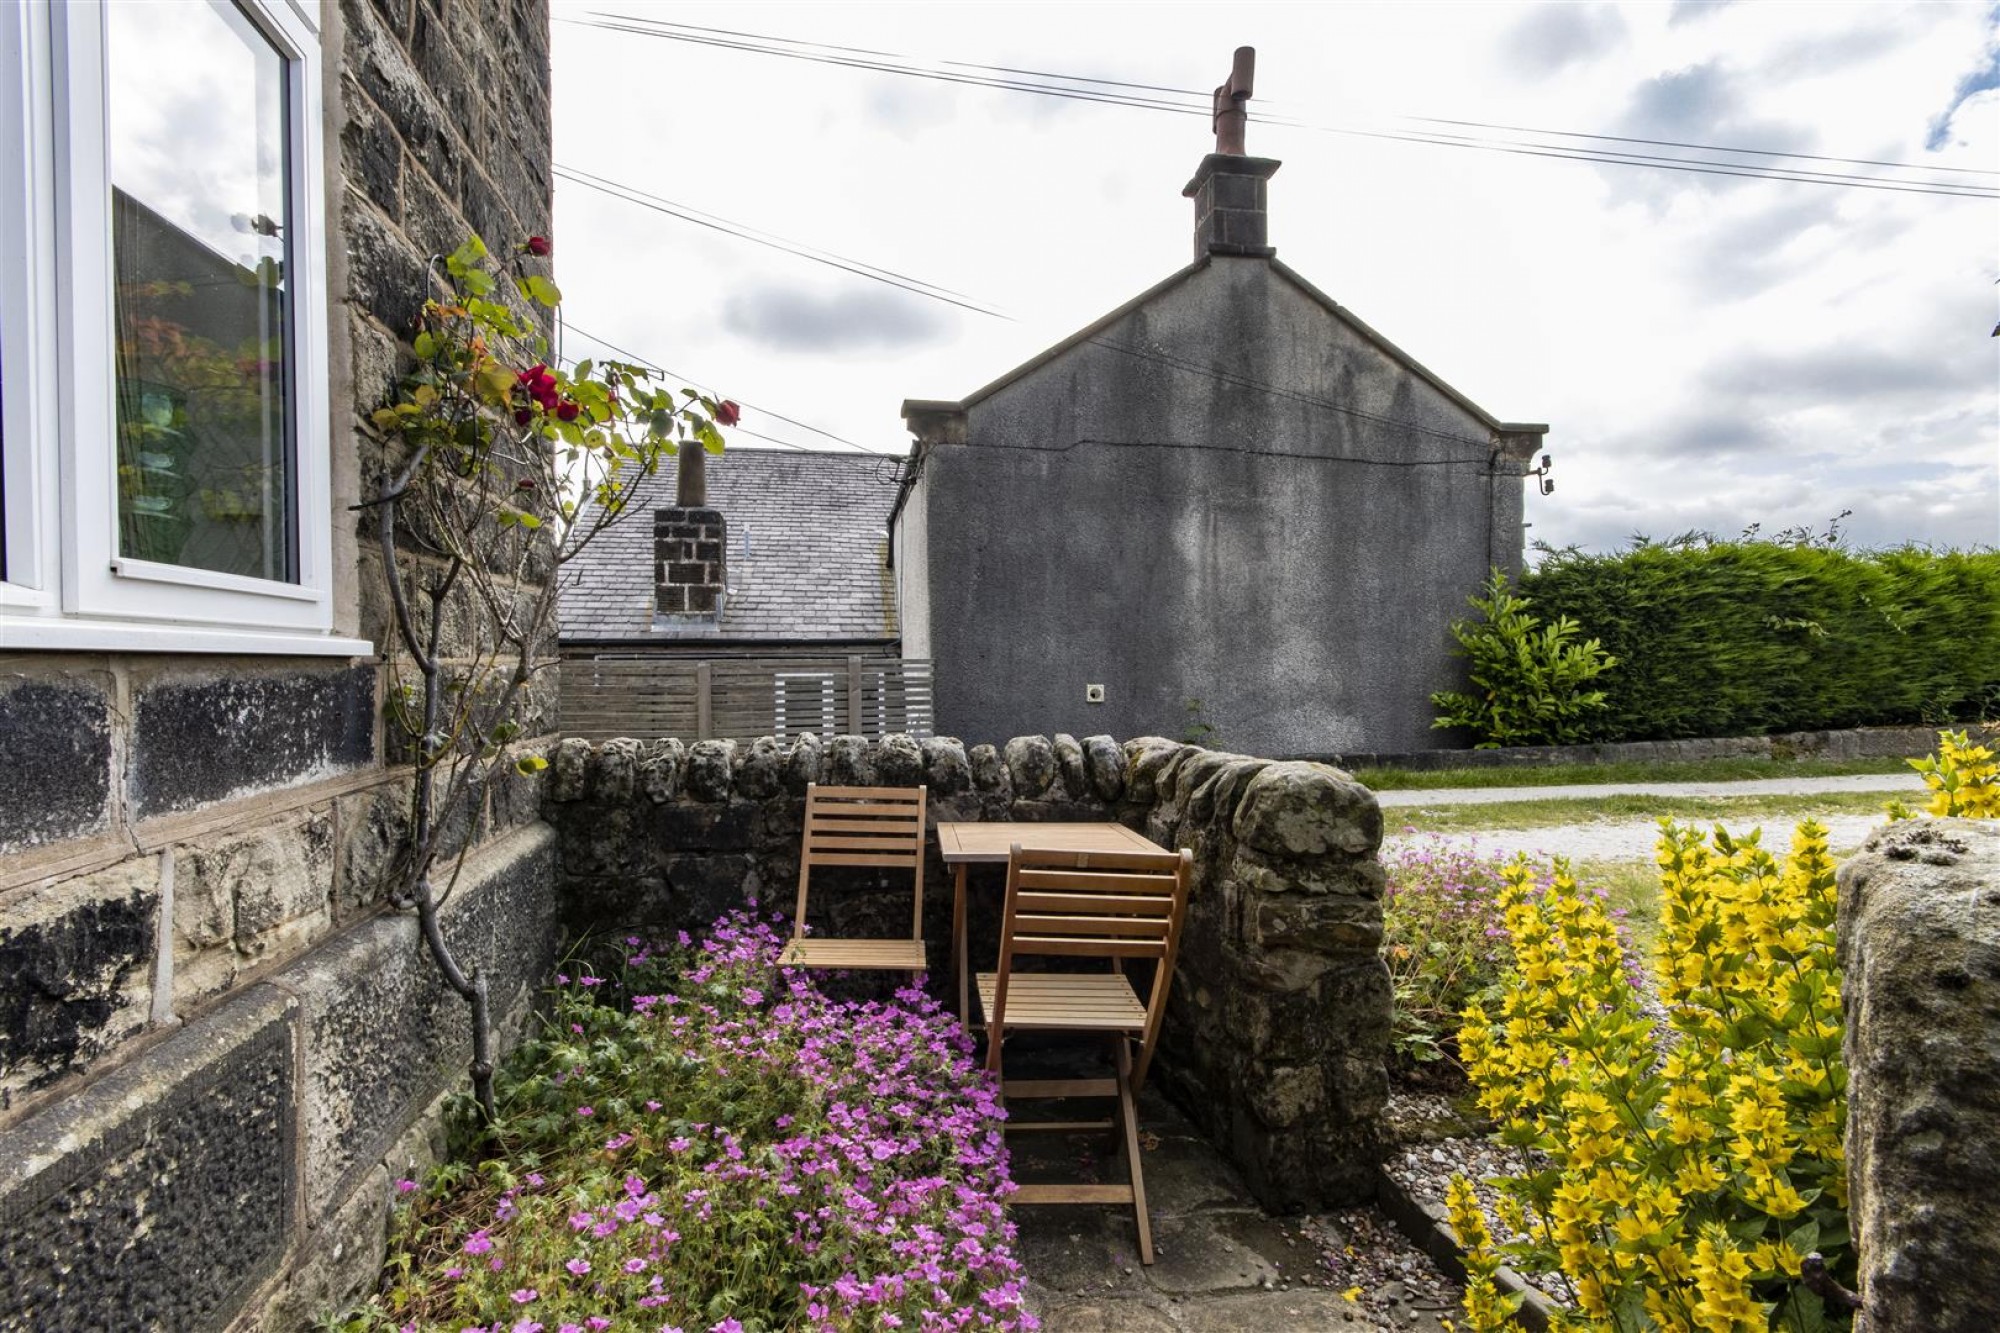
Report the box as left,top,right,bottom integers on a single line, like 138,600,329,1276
1325,723,1942,774
545,731,1391,1211
0,0,559,1327
1837,818,2000,1332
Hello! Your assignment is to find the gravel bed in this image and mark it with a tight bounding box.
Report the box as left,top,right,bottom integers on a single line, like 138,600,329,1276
1300,1206,1464,1328
1384,1136,1574,1307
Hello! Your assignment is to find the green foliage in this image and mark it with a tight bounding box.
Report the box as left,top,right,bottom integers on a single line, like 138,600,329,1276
1522,538,2000,743
1181,697,1219,747
1431,568,1617,747
1888,726,2000,820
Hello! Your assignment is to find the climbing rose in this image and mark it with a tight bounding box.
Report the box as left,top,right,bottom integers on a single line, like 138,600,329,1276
524,235,551,256
555,401,581,423
715,399,740,427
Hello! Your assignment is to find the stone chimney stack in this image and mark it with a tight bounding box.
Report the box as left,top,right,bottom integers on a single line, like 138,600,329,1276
654,499,726,619
1183,45,1280,260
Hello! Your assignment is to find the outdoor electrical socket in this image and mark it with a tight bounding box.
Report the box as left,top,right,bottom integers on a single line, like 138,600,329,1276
1085,684,1106,704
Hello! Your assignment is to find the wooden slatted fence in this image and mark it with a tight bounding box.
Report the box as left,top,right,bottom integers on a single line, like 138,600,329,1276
561,655,933,742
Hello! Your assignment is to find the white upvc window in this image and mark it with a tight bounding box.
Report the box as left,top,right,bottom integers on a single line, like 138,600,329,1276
0,0,368,655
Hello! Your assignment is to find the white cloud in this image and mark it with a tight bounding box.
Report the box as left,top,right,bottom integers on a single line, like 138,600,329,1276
549,1,2000,549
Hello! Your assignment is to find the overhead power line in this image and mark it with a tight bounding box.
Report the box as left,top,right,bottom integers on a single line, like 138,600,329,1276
557,318,903,458
554,165,1013,318
563,13,2000,199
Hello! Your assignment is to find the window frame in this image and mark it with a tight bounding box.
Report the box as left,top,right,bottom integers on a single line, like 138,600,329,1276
1,0,367,655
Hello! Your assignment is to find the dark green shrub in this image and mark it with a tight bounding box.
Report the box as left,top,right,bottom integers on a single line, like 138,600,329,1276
1519,540,2000,742
1431,568,1616,747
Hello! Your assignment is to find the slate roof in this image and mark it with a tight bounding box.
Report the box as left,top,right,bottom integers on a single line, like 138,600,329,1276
559,447,905,644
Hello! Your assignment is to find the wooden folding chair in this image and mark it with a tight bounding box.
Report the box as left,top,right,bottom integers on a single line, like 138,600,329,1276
976,844,1192,1265
778,783,928,977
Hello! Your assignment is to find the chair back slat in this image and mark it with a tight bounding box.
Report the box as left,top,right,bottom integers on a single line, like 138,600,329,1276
1013,912,1171,938
1015,891,1174,916
1014,867,1182,895
1007,936,1170,958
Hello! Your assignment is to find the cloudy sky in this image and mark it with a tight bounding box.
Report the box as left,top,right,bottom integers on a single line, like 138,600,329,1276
549,1,1999,554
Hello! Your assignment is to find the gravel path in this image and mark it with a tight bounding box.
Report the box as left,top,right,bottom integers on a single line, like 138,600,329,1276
1373,772,1922,807
1383,812,1891,861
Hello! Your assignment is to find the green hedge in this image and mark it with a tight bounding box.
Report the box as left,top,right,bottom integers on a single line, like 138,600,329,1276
1518,542,2000,742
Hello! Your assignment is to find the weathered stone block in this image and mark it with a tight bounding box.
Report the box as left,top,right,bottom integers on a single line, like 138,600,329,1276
1081,734,1125,802
921,736,972,794
173,810,336,1008
283,823,556,1215
782,733,822,793
1123,736,1186,806
129,665,374,818
876,733,924,788
0,984,294,1329
824,734,875,787
641,738,686,802
1052,733,1087,799
0,673,114,855
733,736,785,800
1231,762,1380,858
0,860,159,1107
596,737,642,802
551,735,592,801
1003,734,1057,798
1838,818,2000,1332
968,743,1010,795
685,739,736,802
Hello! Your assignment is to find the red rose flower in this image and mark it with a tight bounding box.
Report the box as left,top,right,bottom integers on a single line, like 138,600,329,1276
514,408,532,426
555,400,581,422
716,399,741,427
524,236,551,257
516,478,536,492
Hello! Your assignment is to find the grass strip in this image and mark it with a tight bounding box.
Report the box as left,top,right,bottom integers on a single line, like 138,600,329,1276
1385,789,1896,835
1352,755,1913,791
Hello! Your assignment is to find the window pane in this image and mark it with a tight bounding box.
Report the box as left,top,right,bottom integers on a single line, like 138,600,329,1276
107,1,294,582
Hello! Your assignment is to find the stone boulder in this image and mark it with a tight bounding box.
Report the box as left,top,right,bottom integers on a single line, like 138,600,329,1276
1231,762,1379,860
1838,818,2000,1332
1002,735,1056,799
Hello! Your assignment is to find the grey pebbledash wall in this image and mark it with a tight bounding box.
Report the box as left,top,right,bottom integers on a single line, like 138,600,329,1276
1837,818,2000,1332
897,250,1544,760
0,0,559,1328
544,731,1392,1211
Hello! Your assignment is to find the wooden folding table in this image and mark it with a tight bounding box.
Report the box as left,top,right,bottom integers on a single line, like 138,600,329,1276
934,820,1170,1026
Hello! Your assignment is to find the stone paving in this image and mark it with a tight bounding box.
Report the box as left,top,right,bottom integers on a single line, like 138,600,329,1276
1004,1052,1461,1332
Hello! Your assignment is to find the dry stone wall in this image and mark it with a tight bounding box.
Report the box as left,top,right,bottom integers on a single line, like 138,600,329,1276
546,731,1390,1211
1837,818,2000,1332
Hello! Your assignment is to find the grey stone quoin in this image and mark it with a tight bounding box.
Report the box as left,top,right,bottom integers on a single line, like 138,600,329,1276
1837,819,2000,1331
545,731,1391,1210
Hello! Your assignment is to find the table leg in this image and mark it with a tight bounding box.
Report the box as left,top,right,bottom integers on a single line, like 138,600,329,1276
953,863,969,1028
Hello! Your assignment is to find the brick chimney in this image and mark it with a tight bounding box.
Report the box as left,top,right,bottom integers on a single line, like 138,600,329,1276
1183,154,1281,259
1182,45,1280,260
655,449,725,619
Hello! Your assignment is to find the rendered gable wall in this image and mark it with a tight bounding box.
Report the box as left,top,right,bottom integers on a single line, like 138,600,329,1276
910,254,1536,756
